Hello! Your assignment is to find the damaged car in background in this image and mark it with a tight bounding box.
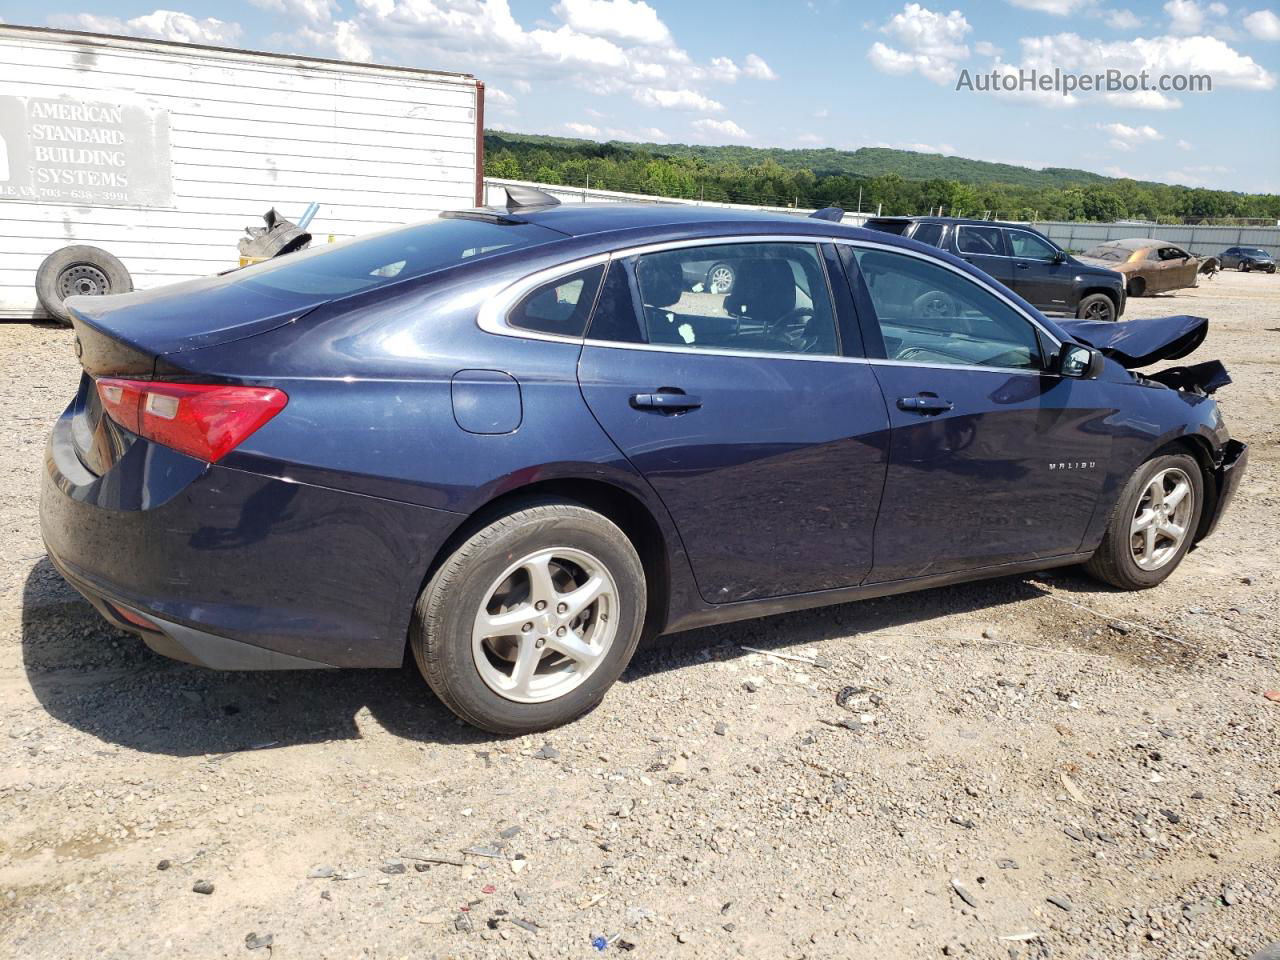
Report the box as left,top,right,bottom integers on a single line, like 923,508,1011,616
41,195,1247,734
1077,238,1218,298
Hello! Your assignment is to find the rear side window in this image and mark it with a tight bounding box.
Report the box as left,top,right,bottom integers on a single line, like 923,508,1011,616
955,225,1005,256
586,261,645,343
629,242,839,356
236,216,562,297
508,264,605,338
911,222,944,248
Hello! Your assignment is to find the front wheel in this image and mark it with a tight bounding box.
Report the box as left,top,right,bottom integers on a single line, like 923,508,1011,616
1077,293,1116,322
411,500,646,734
1084,453,1203,590
1240,262,1251,272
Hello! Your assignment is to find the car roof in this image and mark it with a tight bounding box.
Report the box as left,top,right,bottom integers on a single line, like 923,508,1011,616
1090,237,1188,250
871,216,1035,229
495,202,824,237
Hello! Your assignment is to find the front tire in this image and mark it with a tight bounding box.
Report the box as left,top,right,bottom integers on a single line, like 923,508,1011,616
1084,453,1203,590
1077,292,1116,322
411,500,646,734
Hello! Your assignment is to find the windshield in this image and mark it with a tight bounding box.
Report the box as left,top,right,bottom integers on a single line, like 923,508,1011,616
1082,245,1130,261
234,216,563,297
1243,248,1270,256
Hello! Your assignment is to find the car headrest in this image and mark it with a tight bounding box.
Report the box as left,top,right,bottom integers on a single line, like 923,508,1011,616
723,259,796,323
636,256,684,308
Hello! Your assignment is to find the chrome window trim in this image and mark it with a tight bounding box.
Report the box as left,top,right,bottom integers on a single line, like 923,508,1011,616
1003,227,1061,261
476,235,837,351
475,233,1063,372
476,252,611,344
832,237,1063,351
953,223,1007,258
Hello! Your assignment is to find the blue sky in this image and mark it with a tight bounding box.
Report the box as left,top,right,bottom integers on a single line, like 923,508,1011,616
4,0,1278,191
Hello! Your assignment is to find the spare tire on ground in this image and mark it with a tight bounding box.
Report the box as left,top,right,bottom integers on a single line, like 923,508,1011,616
35,245,133,325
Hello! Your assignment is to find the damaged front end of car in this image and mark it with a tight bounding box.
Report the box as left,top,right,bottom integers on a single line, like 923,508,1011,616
1056,314,1230,395
1058,313,1247,539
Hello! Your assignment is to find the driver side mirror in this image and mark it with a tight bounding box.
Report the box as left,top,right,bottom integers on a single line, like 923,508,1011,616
1057,343,1104,379
1052,250,1067,264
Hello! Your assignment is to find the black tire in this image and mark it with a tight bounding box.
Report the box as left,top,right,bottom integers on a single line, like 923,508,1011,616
35,245,132,325
1076,292,1116,322
1240,261,1250,272
1268,265,1276,274
411,500,646,735
1084,452,1204,590
706,262,736,295
1126,277,1146,297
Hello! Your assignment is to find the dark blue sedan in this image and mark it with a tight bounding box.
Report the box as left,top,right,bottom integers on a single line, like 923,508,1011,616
41,193,1247,733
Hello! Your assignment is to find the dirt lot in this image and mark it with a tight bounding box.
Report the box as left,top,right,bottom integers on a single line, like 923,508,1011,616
1,271,1278,960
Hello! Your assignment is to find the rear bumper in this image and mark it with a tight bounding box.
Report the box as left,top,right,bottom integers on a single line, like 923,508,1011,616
1201,439,1248,540
40,403,464,669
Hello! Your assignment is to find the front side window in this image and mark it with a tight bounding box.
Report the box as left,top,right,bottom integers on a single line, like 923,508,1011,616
1007,229,1058,261
955,225,1005,257
508,264,604,337
853,247,1042,370
628,242,839,356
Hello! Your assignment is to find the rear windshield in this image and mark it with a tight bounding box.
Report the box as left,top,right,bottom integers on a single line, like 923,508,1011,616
234,216,562,297
1083,245,1130,261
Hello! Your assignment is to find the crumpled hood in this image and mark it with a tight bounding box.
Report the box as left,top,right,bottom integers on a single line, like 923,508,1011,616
1056,314,1208,368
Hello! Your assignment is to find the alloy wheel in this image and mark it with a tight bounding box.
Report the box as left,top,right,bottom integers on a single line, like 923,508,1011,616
1084,298,1111,321
708,264,734,294
471,547,619,703
1130,467,1194,571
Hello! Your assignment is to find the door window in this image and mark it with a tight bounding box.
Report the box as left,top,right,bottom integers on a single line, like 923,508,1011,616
507,263,605,337
911,222,944,248
852,247,1043,370
627,243,839,356
955,225,1005,257
1007,229,1058,261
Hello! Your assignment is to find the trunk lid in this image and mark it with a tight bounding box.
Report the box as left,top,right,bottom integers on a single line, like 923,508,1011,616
65,275,326,477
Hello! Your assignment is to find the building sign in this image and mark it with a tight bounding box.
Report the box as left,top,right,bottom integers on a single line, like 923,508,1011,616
0,95,172,207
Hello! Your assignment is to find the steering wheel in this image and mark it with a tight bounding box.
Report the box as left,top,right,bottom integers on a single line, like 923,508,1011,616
912,290,956,319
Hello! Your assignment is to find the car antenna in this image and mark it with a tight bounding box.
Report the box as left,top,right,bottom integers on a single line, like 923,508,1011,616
809,206,844,222
505,185,562,211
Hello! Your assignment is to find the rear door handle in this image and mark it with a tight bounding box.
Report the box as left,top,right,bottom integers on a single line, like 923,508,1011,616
897,395,954,414
632,392,702,411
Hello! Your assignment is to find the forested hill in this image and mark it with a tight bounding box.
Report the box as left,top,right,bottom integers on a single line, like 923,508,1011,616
483,132,1280,223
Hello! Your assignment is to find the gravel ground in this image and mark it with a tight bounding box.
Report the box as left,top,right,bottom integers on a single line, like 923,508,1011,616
1,271,1278,960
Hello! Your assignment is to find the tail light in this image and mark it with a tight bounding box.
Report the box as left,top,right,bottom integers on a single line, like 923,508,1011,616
95,378,288,463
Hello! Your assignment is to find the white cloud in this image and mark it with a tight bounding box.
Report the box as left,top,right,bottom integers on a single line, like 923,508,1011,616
743,52,777,79
1104,8,1143,28
297,19,372,59
564,121,601,137
332,0,749,114
1177,137,1193,149
551,0,672,46
797,132,825,143
634,87,724,111
1244,8,1280,38
1009,0,1095,13
1165,0,1205,33
1099,121,1163,150
876,139,958,154
487,85,516,107
974,39,1002,55
868,3,973,84
993,31,1275,110
52,9,242,45
249,0,338,24
691,117,751,140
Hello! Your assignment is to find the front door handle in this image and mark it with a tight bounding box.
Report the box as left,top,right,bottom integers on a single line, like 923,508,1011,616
897,395,954,414
1015,262,1030,269
632,392,702,412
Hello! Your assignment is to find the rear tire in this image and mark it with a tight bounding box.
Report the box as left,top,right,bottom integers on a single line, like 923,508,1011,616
1240,261,1250,272
35,245,133,325
1076,293,1116,322
1084,452,1203,590
411,500,646,734
1125,277,1146,298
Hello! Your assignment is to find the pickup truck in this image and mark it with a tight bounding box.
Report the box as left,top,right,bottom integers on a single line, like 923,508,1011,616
865,216,1127,322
